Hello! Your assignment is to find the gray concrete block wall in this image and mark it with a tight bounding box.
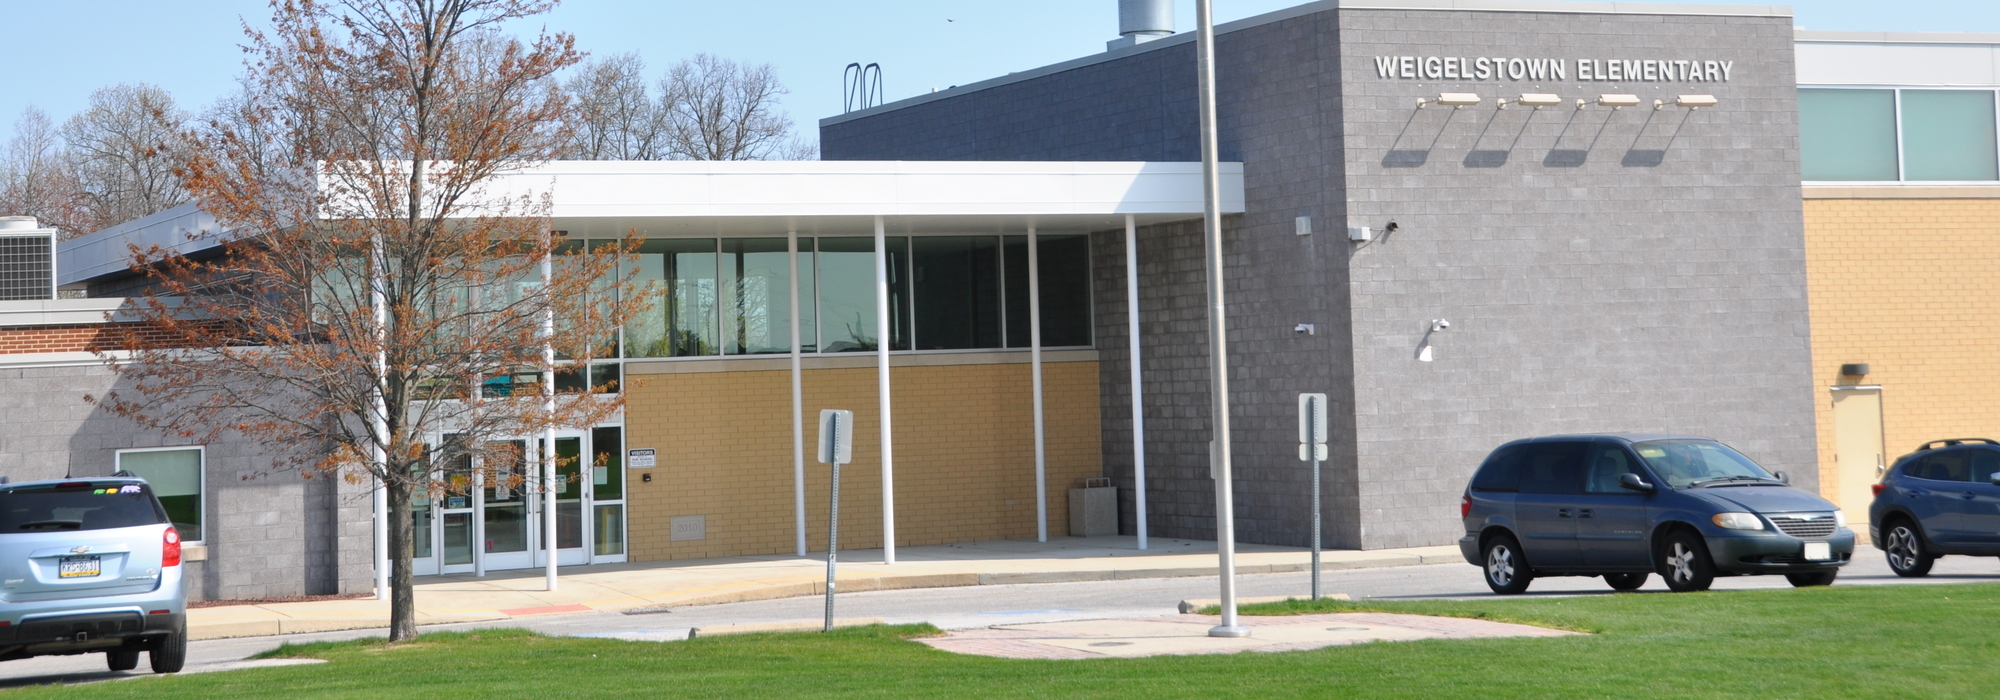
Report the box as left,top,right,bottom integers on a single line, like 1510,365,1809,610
1337,9,1815,548
825,3,1817,552
0,361,368,599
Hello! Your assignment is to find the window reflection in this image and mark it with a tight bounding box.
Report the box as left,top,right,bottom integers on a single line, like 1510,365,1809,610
817,237,910,352
626,239,718,357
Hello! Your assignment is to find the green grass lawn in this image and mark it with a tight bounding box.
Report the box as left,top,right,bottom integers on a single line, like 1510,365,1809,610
11,582,2000,699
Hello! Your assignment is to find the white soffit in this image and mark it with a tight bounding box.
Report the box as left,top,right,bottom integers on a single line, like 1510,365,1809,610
1797,33,2000,86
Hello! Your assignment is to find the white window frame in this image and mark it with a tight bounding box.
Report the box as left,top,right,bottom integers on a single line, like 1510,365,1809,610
115,445,206,544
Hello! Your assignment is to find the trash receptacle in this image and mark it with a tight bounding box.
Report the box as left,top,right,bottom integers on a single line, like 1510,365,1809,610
1069,477,1117,537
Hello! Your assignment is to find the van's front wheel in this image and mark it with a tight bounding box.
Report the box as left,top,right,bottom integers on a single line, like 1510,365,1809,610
1659,530,1716,592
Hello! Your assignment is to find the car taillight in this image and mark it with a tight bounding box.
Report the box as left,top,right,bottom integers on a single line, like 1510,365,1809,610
162,527,182,567
1872,484,1886,497
1461,494,1472,519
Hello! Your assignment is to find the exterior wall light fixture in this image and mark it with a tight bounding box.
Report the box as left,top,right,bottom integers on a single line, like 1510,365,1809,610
1657,94,1719,110
1596,94,1642,109
1418,93,1481,109
1501,93,1562,110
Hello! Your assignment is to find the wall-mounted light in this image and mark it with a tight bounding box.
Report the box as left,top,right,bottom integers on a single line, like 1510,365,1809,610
1501,93,1562,110
1672,94,1718,110
1295,323,1316,336
1419,93,1481,109
1296,214,1312,236
1840,363,1870,377
1596,94,1641,110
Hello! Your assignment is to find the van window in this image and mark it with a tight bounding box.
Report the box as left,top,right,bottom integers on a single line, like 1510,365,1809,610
1471,445,1526,492
0,483,168,532
1972,451,2000,484
1584,444,1643,494
1518,442,1587,495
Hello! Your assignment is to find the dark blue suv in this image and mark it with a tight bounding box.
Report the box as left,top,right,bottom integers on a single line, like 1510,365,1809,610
1460,434,1854,594
1869,438,2000,577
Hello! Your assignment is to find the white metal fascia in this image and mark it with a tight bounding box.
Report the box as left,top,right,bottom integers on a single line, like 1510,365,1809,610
1797,39,2000,87
478,161,1244,219
0,298,145,327
0,350,127,369
58,204,228,288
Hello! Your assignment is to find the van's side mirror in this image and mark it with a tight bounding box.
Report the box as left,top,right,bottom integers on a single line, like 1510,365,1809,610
1773,471,1790,485
1619,472,1655,493
1990,472,2000,487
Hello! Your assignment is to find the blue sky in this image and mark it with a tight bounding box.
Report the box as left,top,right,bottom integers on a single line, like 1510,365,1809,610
2,0,1996,143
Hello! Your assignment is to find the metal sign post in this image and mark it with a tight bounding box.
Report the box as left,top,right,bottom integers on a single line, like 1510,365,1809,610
1299,393,1329,601
817,409,853,632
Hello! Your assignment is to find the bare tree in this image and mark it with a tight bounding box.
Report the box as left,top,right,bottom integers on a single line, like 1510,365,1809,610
560,52,663,159
64,84,192,232
90,0,647,642
0,107,89,236
659,53,815,161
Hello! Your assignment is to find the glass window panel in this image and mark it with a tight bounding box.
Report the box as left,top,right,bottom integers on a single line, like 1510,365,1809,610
118,448,202,541
1036,235,1093,347
593,504,625,556
1004,236,1029,348
720,238,795,355
1799,89,1899,181
1003,235,1094,348
1902,90,1999,181
624,239,718,357
912,236,1002,350
591,363,621,394
591,426,624,502
798,239,818,353
484,441,528,553
816,237,910,352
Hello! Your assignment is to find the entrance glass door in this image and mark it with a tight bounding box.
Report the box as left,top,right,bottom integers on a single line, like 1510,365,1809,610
481,441,534,570
412,427,627,575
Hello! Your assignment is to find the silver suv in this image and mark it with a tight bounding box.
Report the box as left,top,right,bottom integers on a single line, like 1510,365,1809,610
0,477,188,673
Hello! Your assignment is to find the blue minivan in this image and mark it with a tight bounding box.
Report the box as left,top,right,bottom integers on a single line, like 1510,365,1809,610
1459,434,1855,594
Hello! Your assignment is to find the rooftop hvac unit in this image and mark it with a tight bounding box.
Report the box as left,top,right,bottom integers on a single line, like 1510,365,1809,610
0,216,56,301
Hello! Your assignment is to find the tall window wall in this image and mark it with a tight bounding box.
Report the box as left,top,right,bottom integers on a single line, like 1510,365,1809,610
1801,88,2000,182
580,234,1089,362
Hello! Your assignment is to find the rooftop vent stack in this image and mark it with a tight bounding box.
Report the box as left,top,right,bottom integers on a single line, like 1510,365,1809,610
1108,0,1174,51
0,216,56,301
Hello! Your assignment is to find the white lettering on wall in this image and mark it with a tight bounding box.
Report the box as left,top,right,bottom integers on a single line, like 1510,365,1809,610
1371,55,1734,82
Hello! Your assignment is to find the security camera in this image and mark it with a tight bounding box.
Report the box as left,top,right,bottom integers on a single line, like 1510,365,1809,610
1431,319,1449,331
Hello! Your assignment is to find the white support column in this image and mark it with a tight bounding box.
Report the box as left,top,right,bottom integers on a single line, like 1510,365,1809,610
1125,215,1148,550
370,233,389,600
541,248,557,592
472,463,485,578
790,229,806,557
874,216,896,565
1029,225,1047,543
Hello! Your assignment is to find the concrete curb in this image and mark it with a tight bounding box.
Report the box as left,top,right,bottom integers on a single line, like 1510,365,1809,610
688,618,885,638
1176,594,1351,614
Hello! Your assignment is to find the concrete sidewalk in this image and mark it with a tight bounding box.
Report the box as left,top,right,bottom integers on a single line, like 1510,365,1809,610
188,537,1463,641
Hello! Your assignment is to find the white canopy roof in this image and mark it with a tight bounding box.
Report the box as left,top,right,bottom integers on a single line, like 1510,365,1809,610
60,160,1244,288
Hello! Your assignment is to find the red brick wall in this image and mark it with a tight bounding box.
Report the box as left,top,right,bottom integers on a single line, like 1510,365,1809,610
0,323,184,355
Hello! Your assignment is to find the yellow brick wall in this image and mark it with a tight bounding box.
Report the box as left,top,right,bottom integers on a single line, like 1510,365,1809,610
1804,198,2000,494
622,360,1103,561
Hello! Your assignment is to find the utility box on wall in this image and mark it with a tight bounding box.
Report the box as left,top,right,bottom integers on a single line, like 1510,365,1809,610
1069,478,1117,537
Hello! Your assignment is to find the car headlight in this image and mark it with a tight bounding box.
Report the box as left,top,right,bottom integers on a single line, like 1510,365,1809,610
1834,510,1848,529
1713,512,1763,530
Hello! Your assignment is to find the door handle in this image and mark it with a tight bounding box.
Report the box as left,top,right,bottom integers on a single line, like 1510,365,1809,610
1963,492,1978,500
1557,508,1573,518
1577,509,1594,518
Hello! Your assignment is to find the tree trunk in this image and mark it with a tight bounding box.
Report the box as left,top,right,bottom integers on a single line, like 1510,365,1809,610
386,477,418,642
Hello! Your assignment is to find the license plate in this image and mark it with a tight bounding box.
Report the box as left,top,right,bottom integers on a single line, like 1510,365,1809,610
59,556,101,578
1803,542,1832,561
